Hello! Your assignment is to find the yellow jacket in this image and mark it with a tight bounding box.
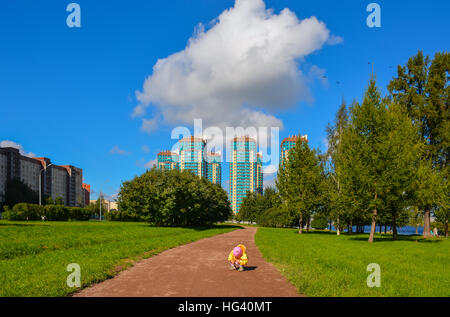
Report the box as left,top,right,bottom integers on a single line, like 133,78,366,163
228,244,248,266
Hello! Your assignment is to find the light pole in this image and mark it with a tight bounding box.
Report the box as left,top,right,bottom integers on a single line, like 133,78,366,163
39,164,52,205
99,190,102,221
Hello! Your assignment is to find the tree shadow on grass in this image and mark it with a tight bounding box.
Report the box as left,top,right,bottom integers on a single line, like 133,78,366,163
349,235,444,243
142,224,244,231
0,222,48,227
290,230,338,236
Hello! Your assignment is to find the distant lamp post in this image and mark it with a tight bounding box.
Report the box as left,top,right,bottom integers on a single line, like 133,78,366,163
99,191,102,221
39,164,53,205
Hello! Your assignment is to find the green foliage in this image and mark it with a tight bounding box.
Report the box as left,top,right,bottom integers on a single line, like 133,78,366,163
2,203,91,221
276,135,325,232
336,80,424,240
117,168,232,226
237,186,282,223
311,214,328,230
257,205,297,228
388,51,449,237
87,197,109,218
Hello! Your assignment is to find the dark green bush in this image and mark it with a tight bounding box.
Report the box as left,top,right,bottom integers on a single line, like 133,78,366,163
44,204,69,221
311,215,329,229
2,203,92,221
258,207,293,228
117,168,232,226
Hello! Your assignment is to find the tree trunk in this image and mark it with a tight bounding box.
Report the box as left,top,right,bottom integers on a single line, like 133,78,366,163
384,224,387,234
336,216,340,236
348,220,353,235
423,209,432,238
298,213,303,234
445,217,448,238
392,214,398,240
415,225,419,235
368,208,377,243
306,217,310,232
379,223,382,234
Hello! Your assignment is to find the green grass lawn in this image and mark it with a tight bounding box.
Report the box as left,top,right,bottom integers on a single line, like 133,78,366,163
255,228,449,297
0,220,238,297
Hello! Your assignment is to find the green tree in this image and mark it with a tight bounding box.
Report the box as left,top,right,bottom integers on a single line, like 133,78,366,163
324,99,352,235
276,135,324,234
339,80,423,242
388,51,449,238
118,168,232,226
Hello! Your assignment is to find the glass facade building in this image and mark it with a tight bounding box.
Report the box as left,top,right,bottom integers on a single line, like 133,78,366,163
280,135,308,168
229,136,263,214
157,151,179,170
206,152,222,185
179,136,207,178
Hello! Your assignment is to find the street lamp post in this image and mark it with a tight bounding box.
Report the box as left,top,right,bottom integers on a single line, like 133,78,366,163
39,164,52,206
99,191,102,221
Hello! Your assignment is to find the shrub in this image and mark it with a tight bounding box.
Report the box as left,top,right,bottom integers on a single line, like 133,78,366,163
68,207,91,221
258,207,293,228
311,215,329,229
44,204,69,221
2,203,92,221
117,168,232,226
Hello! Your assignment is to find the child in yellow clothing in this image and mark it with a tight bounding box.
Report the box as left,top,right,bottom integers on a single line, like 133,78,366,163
228,244,248,272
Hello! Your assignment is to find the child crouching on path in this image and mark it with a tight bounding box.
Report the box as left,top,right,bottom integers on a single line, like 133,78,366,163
228,244,248,272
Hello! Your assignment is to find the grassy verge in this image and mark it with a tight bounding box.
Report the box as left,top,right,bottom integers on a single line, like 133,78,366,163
255,228,449,297
0,220,238,296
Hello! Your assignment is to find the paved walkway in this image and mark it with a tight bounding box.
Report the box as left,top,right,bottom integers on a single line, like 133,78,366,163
74,227,301,297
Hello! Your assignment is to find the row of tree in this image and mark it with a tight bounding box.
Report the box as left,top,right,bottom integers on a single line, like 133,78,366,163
239,51,449,242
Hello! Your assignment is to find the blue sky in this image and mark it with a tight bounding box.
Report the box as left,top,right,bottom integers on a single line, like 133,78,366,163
0,0,448,199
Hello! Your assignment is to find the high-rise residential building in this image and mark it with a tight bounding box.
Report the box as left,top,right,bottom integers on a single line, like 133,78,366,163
82,183,91,207
0,146,85,207
280,135,308,167
179,136,207,178
157,151,179,170
229,136,261,214
206,152,222,185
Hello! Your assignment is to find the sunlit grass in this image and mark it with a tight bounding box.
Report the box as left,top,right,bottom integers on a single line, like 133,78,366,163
255,228,449,297
0,220,238,297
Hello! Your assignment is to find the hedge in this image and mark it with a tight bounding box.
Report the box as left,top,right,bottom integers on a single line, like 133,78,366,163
2,203,92,221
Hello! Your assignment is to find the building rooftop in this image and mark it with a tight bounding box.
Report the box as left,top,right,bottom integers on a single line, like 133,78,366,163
179,136,206,143
232,136,256,142
281,135,308,147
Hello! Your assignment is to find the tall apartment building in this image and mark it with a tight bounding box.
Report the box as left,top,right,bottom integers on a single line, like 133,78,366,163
82,183,91,207
179,136,207,178
157,151,179,170
280,135,308,167
206,152,222,185
0,146,85,207
229,136,263,214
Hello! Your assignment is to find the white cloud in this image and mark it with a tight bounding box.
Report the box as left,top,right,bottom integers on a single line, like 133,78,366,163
134,0,340,130
0,140,36,158
141,116,159,133
110,145,131,155
144,159,157,169
263,173,277,189
141,144,150,153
